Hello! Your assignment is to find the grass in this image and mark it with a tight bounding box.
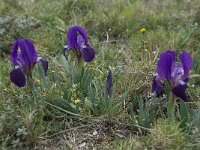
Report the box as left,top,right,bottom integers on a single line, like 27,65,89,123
0,0,200,149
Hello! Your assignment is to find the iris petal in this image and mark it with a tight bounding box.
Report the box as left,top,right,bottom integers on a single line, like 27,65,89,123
172,64,183,78
106,70,112,97
10,39,38,68
156,50,176,81
81,46,95,62
172,83,188,101
19,39,38,67
152,76,163,95
179,52,193,80
10,41,19,66
171,63,184,84
77,35,86,48
38,59,48,76
67,26,88,49
10,68,26,87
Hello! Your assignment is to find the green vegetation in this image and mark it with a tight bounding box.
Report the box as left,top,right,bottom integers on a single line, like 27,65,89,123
0,0,200,149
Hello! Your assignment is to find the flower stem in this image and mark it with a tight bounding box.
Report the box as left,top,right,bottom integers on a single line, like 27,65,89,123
27,75,37,98
27,75,33,88
141,35,145,63
167,91,175,122
75,59,84,82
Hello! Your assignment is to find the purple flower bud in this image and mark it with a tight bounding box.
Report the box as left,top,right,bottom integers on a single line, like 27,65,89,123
106,70,112,97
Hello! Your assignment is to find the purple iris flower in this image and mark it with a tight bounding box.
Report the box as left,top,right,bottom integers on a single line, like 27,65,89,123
10,39,48,88
152,50,193,101
64,26,95,62
106,70,112,97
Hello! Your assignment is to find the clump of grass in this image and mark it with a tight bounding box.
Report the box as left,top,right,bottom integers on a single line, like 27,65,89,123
144,120,188,149
112,120,189,149
111,137,143,150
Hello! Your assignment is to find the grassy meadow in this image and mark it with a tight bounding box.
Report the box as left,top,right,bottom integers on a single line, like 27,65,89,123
0,0,200,149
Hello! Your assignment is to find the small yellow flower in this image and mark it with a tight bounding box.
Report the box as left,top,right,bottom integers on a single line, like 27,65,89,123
140,27,146,33
72,98,80,105
74,99,80,105
34,79,40,85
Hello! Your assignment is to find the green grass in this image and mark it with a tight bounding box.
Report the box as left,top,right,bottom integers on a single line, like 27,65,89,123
0,0,200,149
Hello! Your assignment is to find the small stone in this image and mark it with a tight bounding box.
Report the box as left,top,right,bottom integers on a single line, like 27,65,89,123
79,142,86,148
93,130,98,136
